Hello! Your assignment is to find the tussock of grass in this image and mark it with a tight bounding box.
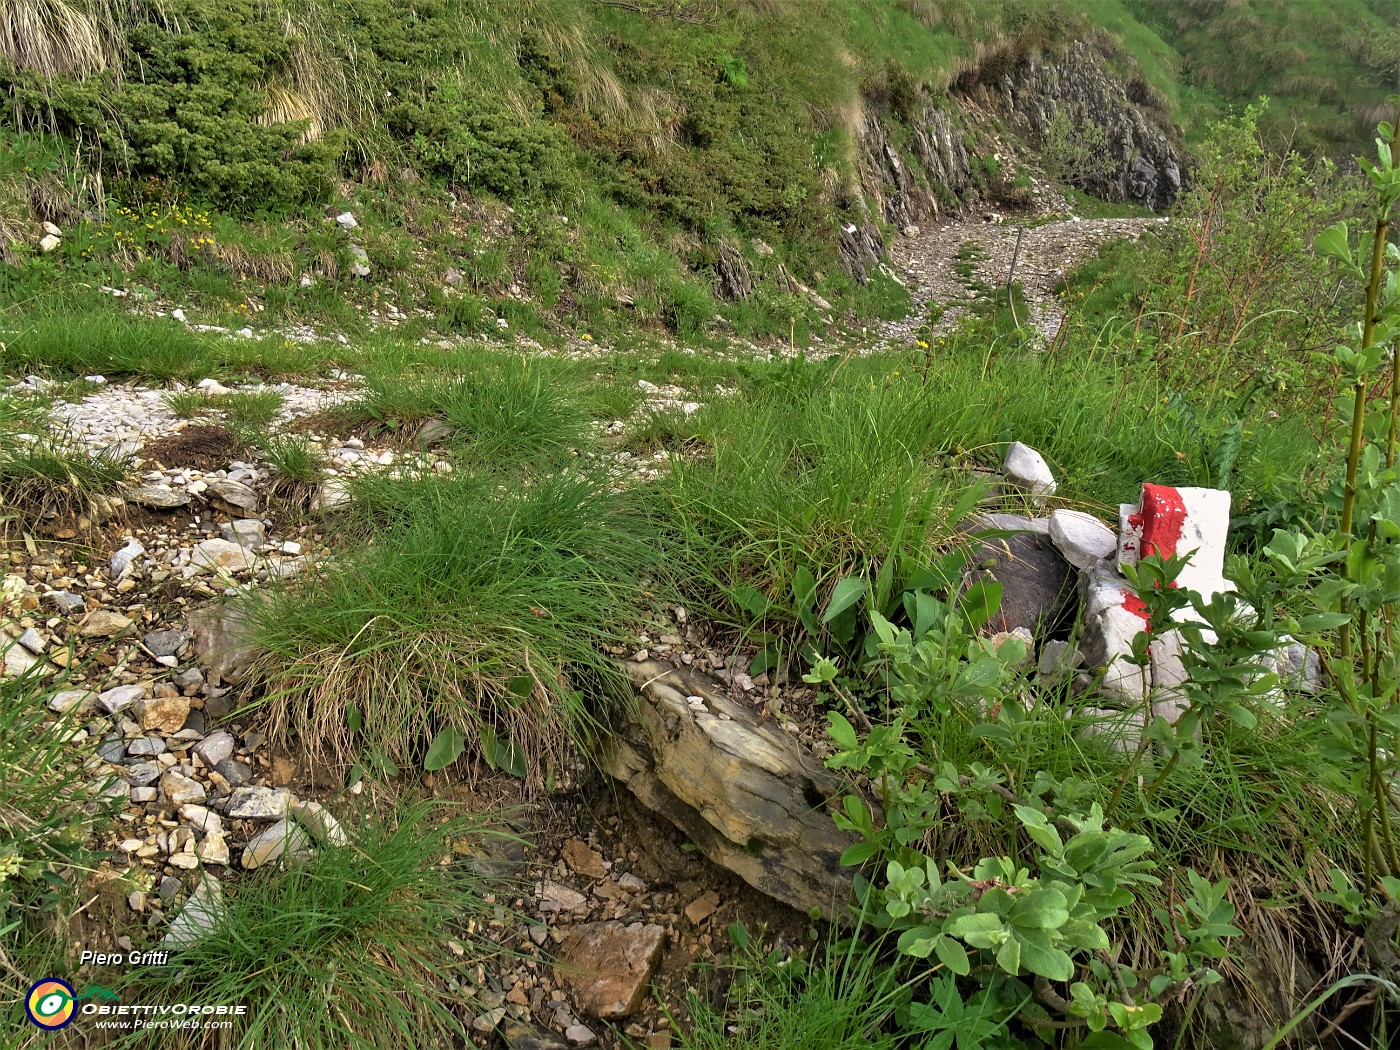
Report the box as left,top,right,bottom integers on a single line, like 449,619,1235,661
243,469,659,788
120,802,506,1050
0,431,132,528
161,389,209,419
214,386,285,427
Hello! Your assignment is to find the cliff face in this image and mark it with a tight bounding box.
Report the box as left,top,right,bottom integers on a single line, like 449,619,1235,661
841,40,1181,281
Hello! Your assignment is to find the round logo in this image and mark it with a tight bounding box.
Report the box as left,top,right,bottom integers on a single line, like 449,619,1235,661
25,978,77,1030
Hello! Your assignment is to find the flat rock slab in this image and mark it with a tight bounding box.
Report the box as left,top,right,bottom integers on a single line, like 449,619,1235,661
601,660,861,918
554,921,665,1020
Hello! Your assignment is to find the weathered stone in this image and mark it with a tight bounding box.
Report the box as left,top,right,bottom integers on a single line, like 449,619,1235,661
187,604,257,686
179,804,224,836
45,591,87,615
538,881,589,915
219,518,266,546
966,531,1076,639
127,736,166,757
196,832,230,865
161,875,226,948
160,770,207,807
134,694,191,734
81,610,134,637
499,1022,569,1050
97,683,147,714
193,730,235,767
1002,441,1056,499
124,761,162,787
1048,509,1116,570
48,688,96,714
224,785,292,820
561,839,607,879
242,819,311,869
204,478,259,512
142,629,189,658
413,418,456,448
684,891,720,925
290,800,348,846
125,485,192,509
967,512,1051,535
554,922,666,1020
600,661,861,918
191,538,255,574
2,644,44,677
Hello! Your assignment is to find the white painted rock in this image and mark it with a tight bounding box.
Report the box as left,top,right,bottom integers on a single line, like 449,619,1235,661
1117,484,1231,593
1002,442,1057,499
1048,509,1116,570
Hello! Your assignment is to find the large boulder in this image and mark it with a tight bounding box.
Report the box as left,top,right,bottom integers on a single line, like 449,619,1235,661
966,529,1077,640
600,661,860,918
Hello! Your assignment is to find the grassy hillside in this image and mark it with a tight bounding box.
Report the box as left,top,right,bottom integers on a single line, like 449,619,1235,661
0,0,1393,347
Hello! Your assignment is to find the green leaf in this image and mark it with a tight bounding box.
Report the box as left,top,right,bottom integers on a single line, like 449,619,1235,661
1297,612,1350,632
933,934,971,976
960,579,1003,629
1314,221,1353,266
823,576,869,623
423,725,466,771
827,711,858,751
480,726,527,778
507,674,535,698
346,704,363,733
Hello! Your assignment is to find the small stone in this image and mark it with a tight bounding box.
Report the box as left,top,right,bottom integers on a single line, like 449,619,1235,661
173,668,205,691
126,485,192,510
561,839,607,879
554,922,666,1020
45,591,87,615
213,757,252,787
193,731,235,767
124,761,162,787
110,538,145,579
1048,510,1116,570
311,478,351,512
1002,441,1057,500
290,800,348,846
81,610,134,637
160,770,207,807
142,629,188,658
48,688,96,714
39,233,60,252
128,891,146,912
684,891,720,925
134,695,191,734
242,820,311,869
129,786,157,803
204,479,259,512
196,832,230,865
179,804,224,835
538,881,589,915
335,211,358,230
127,736,167,757
565,1025,598,1046
161,875,226,948
97,738,127,763
348,244,371,277
225,785,292,820
219,519,266,547
190,539,255,574
168,852,199,870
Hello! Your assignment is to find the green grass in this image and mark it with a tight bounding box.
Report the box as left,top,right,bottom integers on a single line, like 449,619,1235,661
261,433,324,484
0,307,328,382
242,467,661,788
214,387,285,427
0,431,133,528
678,929,923,1050
162,389,210,419
114,802,507,1050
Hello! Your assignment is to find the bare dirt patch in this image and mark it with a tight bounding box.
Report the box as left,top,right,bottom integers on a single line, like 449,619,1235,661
140,424,240,471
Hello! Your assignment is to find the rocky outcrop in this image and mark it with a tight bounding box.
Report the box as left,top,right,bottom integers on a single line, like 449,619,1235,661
984,41,1182,211
600,660,860,919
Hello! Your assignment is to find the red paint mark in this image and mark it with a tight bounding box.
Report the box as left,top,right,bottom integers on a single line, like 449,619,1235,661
1139,484,1188,559
1122,592,1150,623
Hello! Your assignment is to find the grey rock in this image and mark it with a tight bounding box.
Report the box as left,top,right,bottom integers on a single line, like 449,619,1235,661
142,629,189,658
335,211,358,230
204,478,259,512
348,244,371,277
968,512,1050,535
242,819,311,869
127,736,167,757
126,485,192,509
1048,509,1116,570
291,800,348,846
160,770,207,807
219,518,266,546
966,531,1076,639
130,786,158,803
413,418,455,448
310,477,351,512
224,785,292,820
499,1022,569,1050
193,730,235,767
48,688,96,714
45,591,87,615
182,708,206,735
191,538,255,574
95,686,146,722
17,628,44,654
172,667,205,691
1002,441,1057,499
213,758,252,787
110,538,145,579
602,661,861,919
179,804,224,836
161,875,226,948
97,738,127,763
124,761,163,787
81,610,134,638
187,604,257,686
